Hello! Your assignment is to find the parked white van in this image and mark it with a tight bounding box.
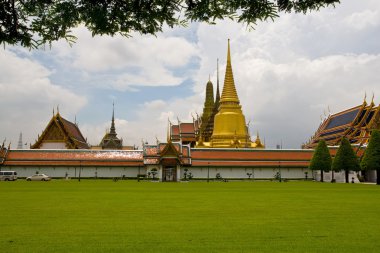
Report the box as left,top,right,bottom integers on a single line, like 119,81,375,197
0,171,18,181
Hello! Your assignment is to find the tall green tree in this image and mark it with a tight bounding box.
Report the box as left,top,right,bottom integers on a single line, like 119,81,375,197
361,130,380,185
332,137,361,183
309,139,332,182
0,0,340,49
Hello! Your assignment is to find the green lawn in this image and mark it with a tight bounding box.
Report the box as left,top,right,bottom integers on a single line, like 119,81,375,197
0,180,379,253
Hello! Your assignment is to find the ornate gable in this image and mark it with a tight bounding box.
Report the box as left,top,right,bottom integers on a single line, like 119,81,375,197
43,123,65,141
161,141,180,158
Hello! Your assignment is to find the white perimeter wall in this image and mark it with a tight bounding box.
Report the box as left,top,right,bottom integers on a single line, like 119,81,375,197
1,166,140,178
181,167,311,180
1,165,311,180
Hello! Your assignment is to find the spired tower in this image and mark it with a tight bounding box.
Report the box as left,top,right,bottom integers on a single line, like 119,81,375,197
99,103,123,150
203,59,221,142
211,40,251,148
199,78,215,136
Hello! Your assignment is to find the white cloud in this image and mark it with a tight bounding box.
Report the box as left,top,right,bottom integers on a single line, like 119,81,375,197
344,10,380,30
51,27,199,90
0,50,87,146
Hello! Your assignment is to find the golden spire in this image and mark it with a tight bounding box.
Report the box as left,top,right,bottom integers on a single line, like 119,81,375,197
220,39,239,104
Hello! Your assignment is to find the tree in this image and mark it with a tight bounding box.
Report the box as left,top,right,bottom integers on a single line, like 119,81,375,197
361,130,380,185
309,139,332,182
1,0,340,49
332,138,361,183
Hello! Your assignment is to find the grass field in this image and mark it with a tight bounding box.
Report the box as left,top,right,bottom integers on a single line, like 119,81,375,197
0,180,379,253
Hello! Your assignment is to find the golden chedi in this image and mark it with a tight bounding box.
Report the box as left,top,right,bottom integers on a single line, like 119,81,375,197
211,40,253,148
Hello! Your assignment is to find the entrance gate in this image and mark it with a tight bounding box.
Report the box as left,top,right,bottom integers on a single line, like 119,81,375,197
163,167,176,182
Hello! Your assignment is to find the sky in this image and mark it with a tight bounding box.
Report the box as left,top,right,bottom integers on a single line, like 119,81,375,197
1,0,380,149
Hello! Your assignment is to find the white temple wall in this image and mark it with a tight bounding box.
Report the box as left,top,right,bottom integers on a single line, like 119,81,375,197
313,170,366,183
182,167,311,180
40,143,67,149
0,166,140,178
2,165,313,180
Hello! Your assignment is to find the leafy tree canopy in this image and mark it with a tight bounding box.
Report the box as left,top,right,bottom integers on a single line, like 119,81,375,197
309,139,332,172
332,137,361,172
361,130,380,171
1,0,340,49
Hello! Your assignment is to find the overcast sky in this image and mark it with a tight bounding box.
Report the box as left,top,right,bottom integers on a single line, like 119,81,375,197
1,0,380,149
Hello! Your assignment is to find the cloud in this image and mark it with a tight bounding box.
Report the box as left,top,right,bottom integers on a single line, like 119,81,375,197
344,10,380,30
50,27,199,90
0,49,87,146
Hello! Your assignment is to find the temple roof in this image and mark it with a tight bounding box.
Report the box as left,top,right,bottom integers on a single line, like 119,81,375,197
304,99,380,148
3,149,143,167
191,148,314,167
31,112,89,149
170,121,198,144
143,142,191,165
99,104,123,150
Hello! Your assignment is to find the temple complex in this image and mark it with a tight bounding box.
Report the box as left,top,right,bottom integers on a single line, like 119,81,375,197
0,40,378,183
304,96,380,149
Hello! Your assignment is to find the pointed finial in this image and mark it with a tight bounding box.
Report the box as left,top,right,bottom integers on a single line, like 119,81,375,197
156,136,160,145
53,107,55,116
227,38,231,62
215,58,220,104
167,119,171,143
371,92,374,104
220,39,239,103
57,105,59,114
110,102,116,135
364,92,367,103
209,74,210,81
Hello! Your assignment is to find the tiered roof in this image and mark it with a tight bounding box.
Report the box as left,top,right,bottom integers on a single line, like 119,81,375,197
169,120,199,146
190,148,313,167
99,104,123,149
143,141,191,165
31,112,89,149
304,99,380,148
3,149,143,167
